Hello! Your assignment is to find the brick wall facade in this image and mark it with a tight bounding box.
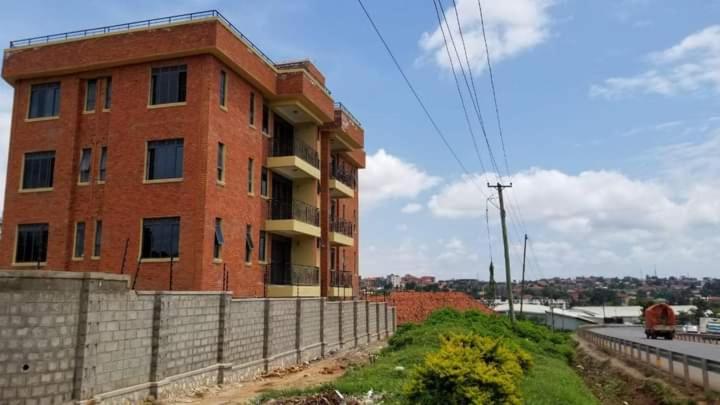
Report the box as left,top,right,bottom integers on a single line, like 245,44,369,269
0,270,396,404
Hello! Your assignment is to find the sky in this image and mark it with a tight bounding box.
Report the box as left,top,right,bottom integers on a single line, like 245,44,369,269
1,1,720,280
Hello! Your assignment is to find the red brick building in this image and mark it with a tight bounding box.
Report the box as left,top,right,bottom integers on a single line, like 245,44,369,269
0,11,365,298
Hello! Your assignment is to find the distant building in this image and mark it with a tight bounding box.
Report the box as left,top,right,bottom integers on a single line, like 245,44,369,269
387,273,401,289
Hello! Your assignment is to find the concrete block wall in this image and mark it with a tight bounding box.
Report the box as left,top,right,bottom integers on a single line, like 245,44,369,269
0,271,396,404
368,303,378,342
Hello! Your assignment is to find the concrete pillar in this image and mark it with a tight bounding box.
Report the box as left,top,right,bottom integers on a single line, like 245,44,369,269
319,131,331,297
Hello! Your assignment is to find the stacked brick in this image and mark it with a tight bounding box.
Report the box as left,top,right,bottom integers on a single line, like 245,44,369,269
369,292,492,325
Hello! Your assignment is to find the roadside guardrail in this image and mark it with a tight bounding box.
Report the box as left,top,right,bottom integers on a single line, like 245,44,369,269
578,327,719,394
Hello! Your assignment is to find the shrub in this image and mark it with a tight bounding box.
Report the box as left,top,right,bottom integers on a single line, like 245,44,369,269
405,333,533,405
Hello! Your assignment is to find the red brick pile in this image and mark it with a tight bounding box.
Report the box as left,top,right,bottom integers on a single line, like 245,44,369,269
368,291,492,325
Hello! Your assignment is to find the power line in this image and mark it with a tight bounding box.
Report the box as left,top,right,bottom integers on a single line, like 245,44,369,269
431,0,488,176
436,0,502,178
476,0,511,177
356,0,490,200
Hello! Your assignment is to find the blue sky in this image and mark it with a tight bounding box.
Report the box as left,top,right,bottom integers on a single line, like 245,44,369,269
2,1,720,280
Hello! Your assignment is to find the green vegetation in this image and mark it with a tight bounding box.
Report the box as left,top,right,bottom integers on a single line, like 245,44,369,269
259,309,598,404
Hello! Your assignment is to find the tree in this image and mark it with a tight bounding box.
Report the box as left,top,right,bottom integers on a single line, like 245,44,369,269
485,261,497,305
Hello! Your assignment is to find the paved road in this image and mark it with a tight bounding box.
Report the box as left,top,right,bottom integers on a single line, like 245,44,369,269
593,326,720,362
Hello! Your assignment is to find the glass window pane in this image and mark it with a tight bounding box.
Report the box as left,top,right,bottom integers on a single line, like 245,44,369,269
94,221,102,257
147,139,183,180
150,65,187,105
104,77,112,109
16,223,49,263
74,222,85,258
79,149,91,183
29,82,61,118
141,217,180,258
23,151,55,189
85,79,97,111
99,147,107,181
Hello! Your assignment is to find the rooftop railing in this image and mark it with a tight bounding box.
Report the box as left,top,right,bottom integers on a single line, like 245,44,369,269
335,102,363,128
9,10,275,67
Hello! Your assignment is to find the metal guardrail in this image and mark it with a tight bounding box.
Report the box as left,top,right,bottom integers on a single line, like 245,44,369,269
676,332,720,345
271,137,320,169
335,102,363,128
9,10,276,68
331,165,357,189
267,199,320,227
266,263,319,286
330,218,354,237
579,327,718,394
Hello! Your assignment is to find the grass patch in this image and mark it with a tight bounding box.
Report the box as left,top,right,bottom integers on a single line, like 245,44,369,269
259,309,598,404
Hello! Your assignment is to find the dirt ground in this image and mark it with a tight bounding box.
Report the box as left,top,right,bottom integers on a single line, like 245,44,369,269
170,341,386,405
574,335,716,405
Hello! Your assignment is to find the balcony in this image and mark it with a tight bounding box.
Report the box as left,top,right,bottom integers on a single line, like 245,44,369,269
329,271,354,297
325,103,364,152
267,138,321,180
266,199,321,238
329,219,354,247
265,263,320,297
329,166,356,199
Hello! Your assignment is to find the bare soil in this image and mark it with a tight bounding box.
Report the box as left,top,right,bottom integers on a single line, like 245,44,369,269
574,335,715,405
170,341,386,405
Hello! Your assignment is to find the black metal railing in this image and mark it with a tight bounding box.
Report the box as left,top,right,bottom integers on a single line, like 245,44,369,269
267,199,320,226
331,271,354,288
331,165,357,189
271,138,320,169
266,263,319,286
334,102,363,128
9,10,275,67
330,218,354,237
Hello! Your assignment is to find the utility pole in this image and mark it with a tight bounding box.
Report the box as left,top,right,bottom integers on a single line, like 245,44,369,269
520,234,528,316
488,182,515,322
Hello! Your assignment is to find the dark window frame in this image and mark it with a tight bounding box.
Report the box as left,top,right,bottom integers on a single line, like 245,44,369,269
258,230,267,262
79,148,92,184
150,65,187,105
214,218,224,260
141,217,180,259
260,167,269,197
15,223,49,263
245,224,253,263
219,70,227,108
93,220,102,258
217,143,225,183
249,92,255,126
262,103,269,134
85,79,97,112
28,82,61,119
247,158,254,194
98,146,107,182
74,222,86,259
146,139,184,181
22,151,55,190
104,77,112,110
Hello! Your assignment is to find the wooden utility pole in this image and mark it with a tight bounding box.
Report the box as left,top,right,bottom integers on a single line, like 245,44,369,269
520,234,528,316
488,182,515,322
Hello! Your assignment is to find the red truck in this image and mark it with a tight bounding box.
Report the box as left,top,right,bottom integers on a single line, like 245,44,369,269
644,303,676,340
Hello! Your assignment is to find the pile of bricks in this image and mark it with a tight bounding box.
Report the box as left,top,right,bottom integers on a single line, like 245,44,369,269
368,291,492,325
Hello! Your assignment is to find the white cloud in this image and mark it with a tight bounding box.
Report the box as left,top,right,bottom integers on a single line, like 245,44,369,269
400,202,423,214
360,149,440,208
591,25,720,98
419,0,555,73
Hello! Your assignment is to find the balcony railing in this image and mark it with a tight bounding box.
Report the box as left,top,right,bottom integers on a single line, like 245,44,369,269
331,165,357,189
331,271,354,288
266,263,320,286
267,199,320,227
271,138,320,169
330,218,354,237
335,102,363,128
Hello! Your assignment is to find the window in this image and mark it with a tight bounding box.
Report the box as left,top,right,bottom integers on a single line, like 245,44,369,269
249,92,255,126
146,139,183,180
28,82,61,119
260,167,268,197
330,247,337,271
93,220,102,258
98,147,107,182
262,103,269,134
258,231,266,262
22,151,55,190
141,217,180,259
219,71,227,107
85,79,97,112
15,223,49,263
247,158,254,194
245,224,253,263
104,77,112,110
74,222,85,258
214,218,224,260
217,143,225,182
79,148,92,184
150,65,187,105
